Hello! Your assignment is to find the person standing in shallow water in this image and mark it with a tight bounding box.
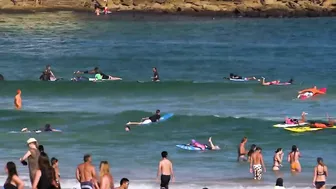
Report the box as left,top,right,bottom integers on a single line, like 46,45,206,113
76,154,99,189
32,152,58,189
51,157,61,189
287,145,301,173
4,161,24,189
99,161,114,189
237,137,248,162
14,89,22,110
19,138,40,185
157,151,174,189
250,147,266,180
115,178,129,189
313,157,328,189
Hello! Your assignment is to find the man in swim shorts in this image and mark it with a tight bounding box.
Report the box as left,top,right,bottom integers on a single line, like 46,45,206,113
76,154,99,189
74,67,122,80
237,137,248,162
250,147,266,180
126,109,161,126
157,151,174,189
190,137,220,150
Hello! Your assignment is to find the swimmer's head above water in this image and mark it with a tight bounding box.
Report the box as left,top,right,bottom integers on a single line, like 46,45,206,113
125,126,130,132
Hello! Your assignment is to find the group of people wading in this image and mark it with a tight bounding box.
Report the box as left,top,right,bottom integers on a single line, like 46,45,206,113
3,138,130,189
238,137,328,189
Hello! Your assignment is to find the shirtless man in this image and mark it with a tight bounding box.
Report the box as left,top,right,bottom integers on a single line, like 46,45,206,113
14,89,22,110
288,145,301,173
114,178,129,189
237,137,248,162
157,151,174,189
250,147,266,180
76,154,99,189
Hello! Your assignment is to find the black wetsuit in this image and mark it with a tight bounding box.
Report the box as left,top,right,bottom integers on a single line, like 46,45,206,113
153,71,159,81
40,71,51,81
149,114,161,122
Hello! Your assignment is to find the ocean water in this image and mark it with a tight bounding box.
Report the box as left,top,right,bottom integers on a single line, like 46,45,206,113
1,12,336,189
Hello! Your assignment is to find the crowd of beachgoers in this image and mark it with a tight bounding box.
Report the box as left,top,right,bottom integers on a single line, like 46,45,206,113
3,136,336,189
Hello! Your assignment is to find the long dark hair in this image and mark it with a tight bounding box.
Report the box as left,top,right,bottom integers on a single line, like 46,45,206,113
247,144,257,157
38,152,56,184
6,162,18,183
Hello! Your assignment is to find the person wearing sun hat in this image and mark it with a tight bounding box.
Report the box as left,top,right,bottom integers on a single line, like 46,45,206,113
19,138,40,185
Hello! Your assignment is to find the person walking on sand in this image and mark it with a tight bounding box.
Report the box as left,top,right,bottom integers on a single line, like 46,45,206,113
14,89,22,110
76,154,99,189
313,157,328,189
250,147,266,180
237,137,248,162
157,151,174,189
19,138,40,185
288,145,301,173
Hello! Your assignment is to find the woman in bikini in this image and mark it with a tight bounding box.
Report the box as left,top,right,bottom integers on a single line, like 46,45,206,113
313,157,328,189
287,145,301,173
273,148,283,171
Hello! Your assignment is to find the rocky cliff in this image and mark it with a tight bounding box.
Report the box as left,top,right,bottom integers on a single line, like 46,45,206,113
1,0,336,17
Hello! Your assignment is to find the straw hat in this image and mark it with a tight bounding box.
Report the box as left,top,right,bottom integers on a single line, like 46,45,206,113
27,138,37,144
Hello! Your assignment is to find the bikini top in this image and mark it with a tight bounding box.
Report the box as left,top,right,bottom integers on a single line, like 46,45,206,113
317,165,326,176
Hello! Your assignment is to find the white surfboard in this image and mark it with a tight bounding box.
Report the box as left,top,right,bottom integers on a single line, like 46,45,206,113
273,122,308,128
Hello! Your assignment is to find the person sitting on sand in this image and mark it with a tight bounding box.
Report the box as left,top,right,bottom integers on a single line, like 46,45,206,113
189,137,220,151
126,109,161,126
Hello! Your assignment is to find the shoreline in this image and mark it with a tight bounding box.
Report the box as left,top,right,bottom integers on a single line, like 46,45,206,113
1,1,336,18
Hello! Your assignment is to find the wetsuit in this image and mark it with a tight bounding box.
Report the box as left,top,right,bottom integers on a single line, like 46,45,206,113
149,114,161,122
153,71,159,81
40,71,51,81
229,73,242,79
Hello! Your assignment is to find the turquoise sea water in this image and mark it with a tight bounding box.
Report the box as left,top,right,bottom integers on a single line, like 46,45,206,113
1,12,336,189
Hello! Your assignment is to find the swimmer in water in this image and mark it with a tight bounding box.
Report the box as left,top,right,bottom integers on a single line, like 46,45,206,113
74,67,122,80
21,124,57,133
14,89,22,110
126,110,161,126
125,126,131,132
226,73,256,80
189,137,220,151
259,77,293,86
